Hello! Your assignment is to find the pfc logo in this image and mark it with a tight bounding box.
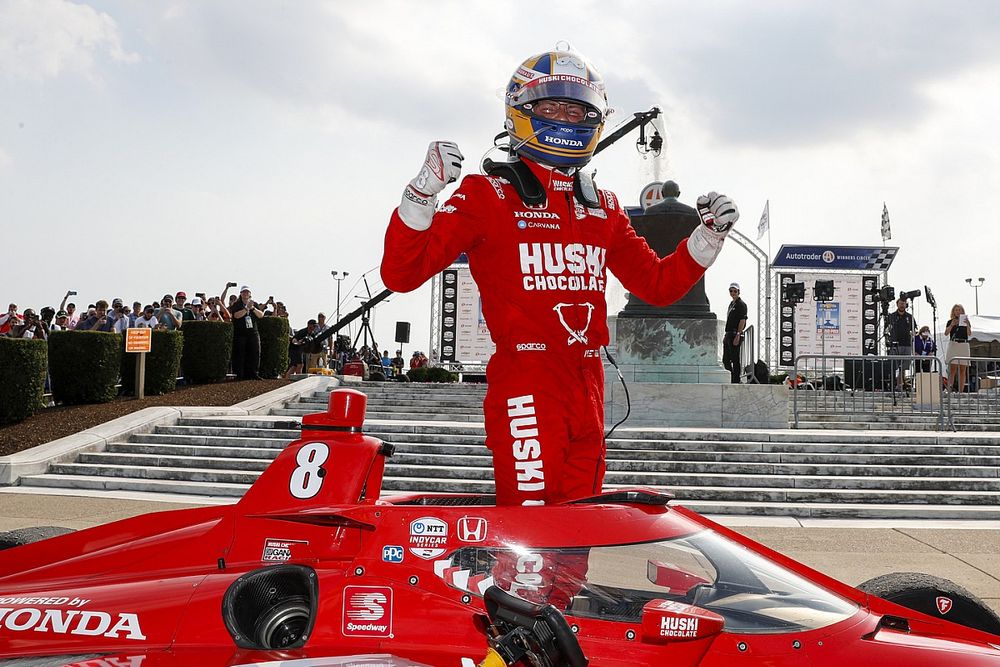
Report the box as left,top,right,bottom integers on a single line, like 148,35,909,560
382,545,404,563
343,585,393,638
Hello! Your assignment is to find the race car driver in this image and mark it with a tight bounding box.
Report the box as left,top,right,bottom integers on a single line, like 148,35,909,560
381,46,739,510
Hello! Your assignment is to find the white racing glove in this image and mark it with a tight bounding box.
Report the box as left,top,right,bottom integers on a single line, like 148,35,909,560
398,141,464,231
687,191,739,267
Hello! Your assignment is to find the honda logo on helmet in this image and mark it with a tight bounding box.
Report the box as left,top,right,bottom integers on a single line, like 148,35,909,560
457,517,488,543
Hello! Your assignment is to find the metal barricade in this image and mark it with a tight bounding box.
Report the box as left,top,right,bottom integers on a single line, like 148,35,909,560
739,325,758,382
942,357,1000,427
792,354,944,430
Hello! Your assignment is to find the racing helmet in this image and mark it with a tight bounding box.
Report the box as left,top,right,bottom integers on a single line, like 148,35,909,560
504,45,609,168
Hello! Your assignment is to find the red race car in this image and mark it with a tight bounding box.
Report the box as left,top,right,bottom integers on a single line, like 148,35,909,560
1,388,999,666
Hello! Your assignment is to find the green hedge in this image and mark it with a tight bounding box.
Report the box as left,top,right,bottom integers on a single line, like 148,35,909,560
48,331,122,405
0,338,48,425
406,367,458,383
258,317,290,379
120,329,184,396
180,321,233,384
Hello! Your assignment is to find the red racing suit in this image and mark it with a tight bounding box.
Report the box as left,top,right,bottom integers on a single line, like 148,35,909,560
382,158,706,507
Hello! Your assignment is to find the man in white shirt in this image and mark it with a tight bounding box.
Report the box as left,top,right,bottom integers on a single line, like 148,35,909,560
133,305,160,328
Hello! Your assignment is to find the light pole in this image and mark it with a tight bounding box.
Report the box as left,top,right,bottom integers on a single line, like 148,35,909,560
965,277,985,315
331,270,349,324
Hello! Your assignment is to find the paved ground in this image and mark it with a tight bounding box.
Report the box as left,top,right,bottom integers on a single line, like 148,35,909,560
1,492,997,615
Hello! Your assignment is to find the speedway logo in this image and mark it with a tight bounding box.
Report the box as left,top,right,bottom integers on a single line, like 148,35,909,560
518,242,606,293
261,538,307,562
0,607,146,640
343,585,393,638
409,517,448,559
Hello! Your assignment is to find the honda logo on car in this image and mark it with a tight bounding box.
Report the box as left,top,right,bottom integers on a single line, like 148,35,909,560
0,606,146,640
457,517,488,543
409,517,448,559
343,585,393,638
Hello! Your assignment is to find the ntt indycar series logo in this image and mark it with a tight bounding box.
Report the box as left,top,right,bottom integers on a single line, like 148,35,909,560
519,242,606,292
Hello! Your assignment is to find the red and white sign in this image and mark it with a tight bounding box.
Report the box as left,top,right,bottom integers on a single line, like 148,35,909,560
936,596,953,615
457,517,488,543
409,517,448,560
343,586,393,638
125,328,152,353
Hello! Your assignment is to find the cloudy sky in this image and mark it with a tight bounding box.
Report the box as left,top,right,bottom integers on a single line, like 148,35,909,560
3,0,999,359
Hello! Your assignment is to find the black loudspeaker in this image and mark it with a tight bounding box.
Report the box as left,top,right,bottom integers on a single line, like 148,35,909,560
394,321,410,344
845,359,893,391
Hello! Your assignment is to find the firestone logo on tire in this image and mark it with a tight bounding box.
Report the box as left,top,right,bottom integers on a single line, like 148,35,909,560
343,585,393,637
936,596,953,615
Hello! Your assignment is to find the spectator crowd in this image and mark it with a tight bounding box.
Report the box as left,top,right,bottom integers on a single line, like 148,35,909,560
2,284,424,382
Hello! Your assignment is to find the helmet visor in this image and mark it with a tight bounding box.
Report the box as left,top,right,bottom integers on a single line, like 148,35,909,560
511,76,607,119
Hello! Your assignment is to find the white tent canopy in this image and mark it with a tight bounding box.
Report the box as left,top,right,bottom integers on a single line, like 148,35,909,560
935,314,1000,344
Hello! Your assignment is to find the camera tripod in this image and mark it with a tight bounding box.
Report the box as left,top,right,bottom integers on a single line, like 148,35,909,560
352,307,381,359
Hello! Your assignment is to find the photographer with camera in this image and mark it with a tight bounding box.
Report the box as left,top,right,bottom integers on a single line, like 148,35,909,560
206,296,231,322
58,291,80,328
11,309,47,340
231,285,264,380
286,318,319,378
111,299,130,334
0,303,23,336
74,299,116,332
154,294,183,331
887,297,916,390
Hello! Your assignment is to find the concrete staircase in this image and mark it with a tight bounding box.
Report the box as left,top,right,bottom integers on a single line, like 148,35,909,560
15,381,1000,519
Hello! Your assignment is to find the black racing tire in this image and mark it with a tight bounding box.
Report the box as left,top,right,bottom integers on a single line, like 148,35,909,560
0,526,75,551
857,571,1000,636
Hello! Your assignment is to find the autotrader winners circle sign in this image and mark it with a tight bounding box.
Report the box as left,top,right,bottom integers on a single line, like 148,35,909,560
778,272,880,367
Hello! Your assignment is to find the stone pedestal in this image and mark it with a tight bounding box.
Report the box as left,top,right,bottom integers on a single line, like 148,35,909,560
603,379,789,428
611,316,730,384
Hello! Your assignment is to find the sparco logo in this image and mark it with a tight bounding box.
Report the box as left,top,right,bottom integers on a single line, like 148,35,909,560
515,211,561,220
516,343,546,352
543,135,584,147
508,395,543,495
0,607,146,640
343,586,393,637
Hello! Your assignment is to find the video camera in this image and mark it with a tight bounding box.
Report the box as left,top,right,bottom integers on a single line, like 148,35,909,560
877,286,896,303
900,289,921,300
